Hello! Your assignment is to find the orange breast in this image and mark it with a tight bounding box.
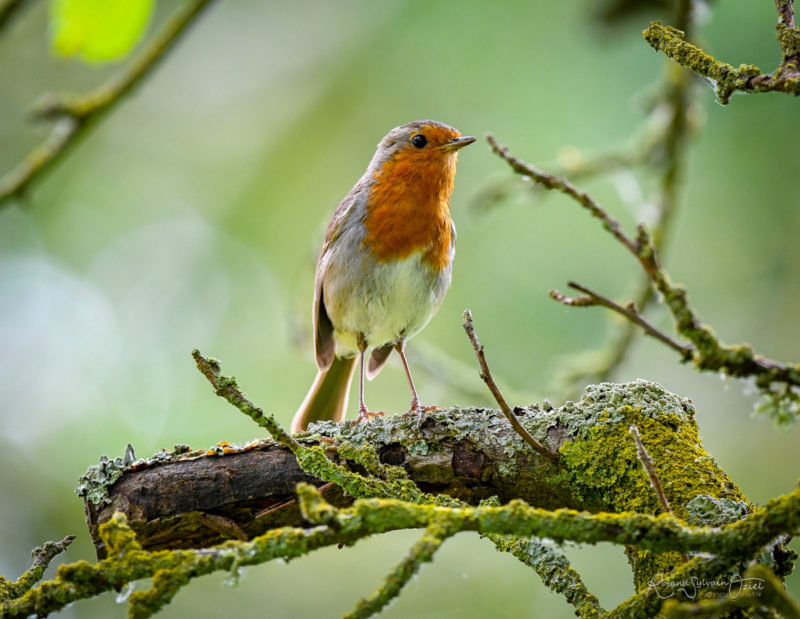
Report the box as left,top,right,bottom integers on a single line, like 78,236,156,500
362,152,456,272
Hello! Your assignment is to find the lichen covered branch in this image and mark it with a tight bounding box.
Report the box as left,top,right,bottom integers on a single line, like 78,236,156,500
193,349,300,451
488,134,800,422
16,360,798,617
0,535,75,601
343,520,455,619
488,534,605,617
7,480,800,618
0,0,215,205
643,22,800,104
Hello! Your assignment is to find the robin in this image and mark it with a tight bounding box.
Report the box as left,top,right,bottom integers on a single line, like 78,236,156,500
291,120,476,433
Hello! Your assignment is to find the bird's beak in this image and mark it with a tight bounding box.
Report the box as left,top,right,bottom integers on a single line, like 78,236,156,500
440,136,477,151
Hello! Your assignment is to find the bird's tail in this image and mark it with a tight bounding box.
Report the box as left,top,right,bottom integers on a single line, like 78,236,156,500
291,356,357,433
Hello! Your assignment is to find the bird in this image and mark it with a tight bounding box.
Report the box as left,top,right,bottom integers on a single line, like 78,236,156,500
291,120,475,433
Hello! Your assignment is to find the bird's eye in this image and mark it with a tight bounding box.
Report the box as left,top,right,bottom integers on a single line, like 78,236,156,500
411,134,427,148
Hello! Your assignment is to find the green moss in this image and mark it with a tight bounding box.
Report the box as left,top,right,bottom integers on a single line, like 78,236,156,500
556,381,748,588
99,512,143,556
335,440,408,482
644,21,800,104
777,23,800,59
293,444,458,506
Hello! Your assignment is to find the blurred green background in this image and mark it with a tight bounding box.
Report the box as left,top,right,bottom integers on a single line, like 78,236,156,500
1,1,799,617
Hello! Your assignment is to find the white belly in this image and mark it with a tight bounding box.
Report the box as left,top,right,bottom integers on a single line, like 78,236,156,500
322,251,450,357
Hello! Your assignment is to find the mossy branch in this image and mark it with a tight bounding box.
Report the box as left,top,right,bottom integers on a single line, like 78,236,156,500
192,352,601,611
7,480,800,618
193,349,300,451
0,0,216,205
643,21,800,104
82,358,771,613
0,535,75,601
486,533,605,617
343,519,456,619
487,133,800,424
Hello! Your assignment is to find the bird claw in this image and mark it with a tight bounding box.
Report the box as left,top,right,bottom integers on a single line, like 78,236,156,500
352,409,386,426
402,403,442,416
402,402,443,428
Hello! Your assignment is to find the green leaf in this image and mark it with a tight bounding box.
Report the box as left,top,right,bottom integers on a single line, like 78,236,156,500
50,0,156,63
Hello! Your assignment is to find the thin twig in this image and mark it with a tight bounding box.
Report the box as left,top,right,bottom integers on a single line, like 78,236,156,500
487,134,638,256
630,424,692,564
408,340,536,407
471,143,651,213
0,535,75,600
0,0,215,205
344,522,454,619
777,0,796,28
540,2,696,397
192,349,300,451
462,310,559,461
629,425,672,515
551,281,693,360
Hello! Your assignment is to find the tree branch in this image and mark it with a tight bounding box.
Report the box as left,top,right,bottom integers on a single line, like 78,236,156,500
643,22,800,104
487,533,605,617
193,349,300,451
0,0,215,205
8,351,786,618
0,535,75,601
344,520,455,619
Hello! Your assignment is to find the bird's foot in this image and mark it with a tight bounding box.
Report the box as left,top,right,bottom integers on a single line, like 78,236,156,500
352,407,386,426
403,399,443,427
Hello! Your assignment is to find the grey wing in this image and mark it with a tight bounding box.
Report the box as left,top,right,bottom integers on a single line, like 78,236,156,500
313,175,370,371
313,267,335,371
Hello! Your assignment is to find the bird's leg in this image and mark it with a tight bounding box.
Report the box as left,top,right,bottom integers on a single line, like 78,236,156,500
395,341,441,425
395,341,420,413
353,334,384,425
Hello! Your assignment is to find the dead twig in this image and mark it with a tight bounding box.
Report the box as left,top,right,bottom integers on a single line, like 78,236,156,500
462,310,560,461
550,281,693,360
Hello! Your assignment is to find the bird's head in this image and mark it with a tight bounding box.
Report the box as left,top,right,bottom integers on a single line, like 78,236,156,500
371,120,476,170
